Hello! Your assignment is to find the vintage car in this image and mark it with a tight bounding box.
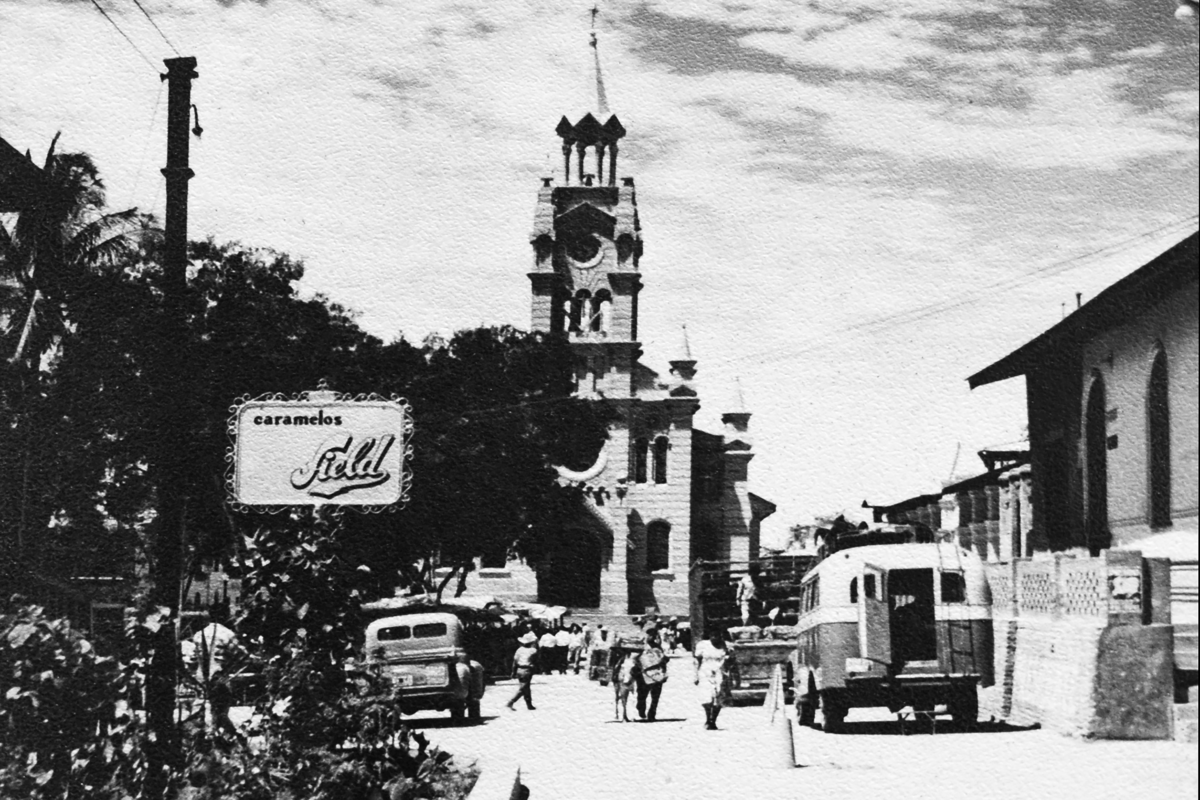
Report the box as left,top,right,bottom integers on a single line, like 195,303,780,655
364,612,486,723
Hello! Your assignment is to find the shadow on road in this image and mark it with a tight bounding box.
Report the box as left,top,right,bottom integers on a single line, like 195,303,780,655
811,718,1041,736
403,715,500,730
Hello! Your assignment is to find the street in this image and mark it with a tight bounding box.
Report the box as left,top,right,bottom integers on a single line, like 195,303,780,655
409,657,1197,800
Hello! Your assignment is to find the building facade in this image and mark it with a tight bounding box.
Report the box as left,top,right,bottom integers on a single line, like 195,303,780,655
969,232,1198,558
468,109,775,619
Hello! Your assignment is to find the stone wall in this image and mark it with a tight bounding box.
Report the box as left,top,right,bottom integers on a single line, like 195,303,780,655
981,551,1175,738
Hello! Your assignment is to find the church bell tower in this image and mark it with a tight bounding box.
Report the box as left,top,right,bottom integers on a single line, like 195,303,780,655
528,33,643,400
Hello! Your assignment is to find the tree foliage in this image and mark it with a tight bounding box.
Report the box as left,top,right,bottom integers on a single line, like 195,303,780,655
0,600,169,799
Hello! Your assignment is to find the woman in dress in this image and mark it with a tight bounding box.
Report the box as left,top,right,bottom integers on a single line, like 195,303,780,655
693,629,730,730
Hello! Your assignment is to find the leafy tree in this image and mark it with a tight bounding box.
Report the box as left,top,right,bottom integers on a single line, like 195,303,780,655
0,135,138,368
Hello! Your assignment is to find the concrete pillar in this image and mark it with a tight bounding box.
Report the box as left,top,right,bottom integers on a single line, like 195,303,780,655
926,501,941,532
985,484,1002,562
956,491,973,551
1017,465,1040,555
969,488,989,560
998,474,1014,562
940,494,960,540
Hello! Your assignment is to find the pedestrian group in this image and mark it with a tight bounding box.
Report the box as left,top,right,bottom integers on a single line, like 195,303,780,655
503,615,732,731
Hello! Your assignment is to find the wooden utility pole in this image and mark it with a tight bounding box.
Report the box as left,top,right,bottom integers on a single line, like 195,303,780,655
145,54,197,789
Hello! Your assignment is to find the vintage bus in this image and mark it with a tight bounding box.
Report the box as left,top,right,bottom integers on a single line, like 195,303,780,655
791,542,993,730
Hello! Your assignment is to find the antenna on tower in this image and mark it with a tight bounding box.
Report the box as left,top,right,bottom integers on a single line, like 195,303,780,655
590,4,610,117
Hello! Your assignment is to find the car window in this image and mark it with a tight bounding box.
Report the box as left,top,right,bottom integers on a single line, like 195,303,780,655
377,625,411,641
412,622,448,638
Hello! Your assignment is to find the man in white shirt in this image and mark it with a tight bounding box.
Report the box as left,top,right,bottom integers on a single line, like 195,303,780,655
538,629,559,674
554,626,573,675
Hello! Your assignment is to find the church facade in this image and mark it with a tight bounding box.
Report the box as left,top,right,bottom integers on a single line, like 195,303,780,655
468,108,776,620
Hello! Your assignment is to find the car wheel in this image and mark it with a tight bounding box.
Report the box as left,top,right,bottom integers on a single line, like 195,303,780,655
450,704,465,723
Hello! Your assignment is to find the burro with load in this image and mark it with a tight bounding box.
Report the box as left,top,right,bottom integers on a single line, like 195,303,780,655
364,611,486,723
791,541,993,730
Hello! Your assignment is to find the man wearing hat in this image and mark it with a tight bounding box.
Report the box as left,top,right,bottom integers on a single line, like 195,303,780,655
506,631,539,711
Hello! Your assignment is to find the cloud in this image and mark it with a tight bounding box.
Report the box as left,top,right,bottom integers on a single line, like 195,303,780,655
1,0,1195,525
740,18,953,73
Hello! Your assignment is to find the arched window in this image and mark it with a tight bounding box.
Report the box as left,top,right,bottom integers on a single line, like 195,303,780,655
592,290,613,333
646,520,670,572
552,290,570,334
653,436,669,484
570,290,590,332
1085,375,1110,554
1148,350,1171,528
633,437,649,483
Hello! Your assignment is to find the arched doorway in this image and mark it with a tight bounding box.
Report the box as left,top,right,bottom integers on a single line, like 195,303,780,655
1085,376,1110,554
539,528,602,608
1148,350,1171,528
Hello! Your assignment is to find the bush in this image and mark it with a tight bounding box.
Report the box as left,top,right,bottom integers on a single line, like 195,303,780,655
0,599,155,799
181,677,478,800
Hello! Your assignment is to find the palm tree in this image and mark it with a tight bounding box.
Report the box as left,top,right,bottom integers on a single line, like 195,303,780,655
0,133,139,369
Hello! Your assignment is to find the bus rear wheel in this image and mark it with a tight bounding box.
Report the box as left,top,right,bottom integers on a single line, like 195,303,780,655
949,687,978,726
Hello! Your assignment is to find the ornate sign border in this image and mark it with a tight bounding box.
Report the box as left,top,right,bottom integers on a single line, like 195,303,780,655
224,388,413,514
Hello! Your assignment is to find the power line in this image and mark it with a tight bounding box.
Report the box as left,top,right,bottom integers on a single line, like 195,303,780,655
375,214,1200,428
125,82,165,211
697,213,1200,372
88,0,158,72
128,0,181,56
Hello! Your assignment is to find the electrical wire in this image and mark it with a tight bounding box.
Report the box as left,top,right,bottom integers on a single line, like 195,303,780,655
128,0,180,56
697,212,1200,372
124,82,165,211
379,214,1200,429
88,0,157,72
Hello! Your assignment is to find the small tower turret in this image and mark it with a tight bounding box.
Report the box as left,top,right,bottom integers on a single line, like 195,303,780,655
722,377,752,445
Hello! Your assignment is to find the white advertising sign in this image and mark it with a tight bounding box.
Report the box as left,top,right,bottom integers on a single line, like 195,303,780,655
228,392,412,509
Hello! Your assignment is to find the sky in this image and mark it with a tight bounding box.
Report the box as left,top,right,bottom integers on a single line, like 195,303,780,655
2,0,1197,548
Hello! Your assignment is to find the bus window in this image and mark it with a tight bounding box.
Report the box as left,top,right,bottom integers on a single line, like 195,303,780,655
941,572,966,604
811,577,820,610
864,573,876,600
849,577,858,604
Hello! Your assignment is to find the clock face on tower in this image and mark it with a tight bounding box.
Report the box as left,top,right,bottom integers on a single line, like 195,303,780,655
564,231,602,265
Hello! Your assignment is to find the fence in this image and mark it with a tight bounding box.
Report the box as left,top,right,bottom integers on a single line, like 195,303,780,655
985,549,1148,624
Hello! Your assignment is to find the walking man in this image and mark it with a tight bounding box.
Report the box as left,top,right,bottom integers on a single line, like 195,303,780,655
635,633,669,722
506,631,539,711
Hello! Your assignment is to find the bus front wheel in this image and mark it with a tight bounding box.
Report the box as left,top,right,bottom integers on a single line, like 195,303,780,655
796,675,817,727
821,691,847,733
